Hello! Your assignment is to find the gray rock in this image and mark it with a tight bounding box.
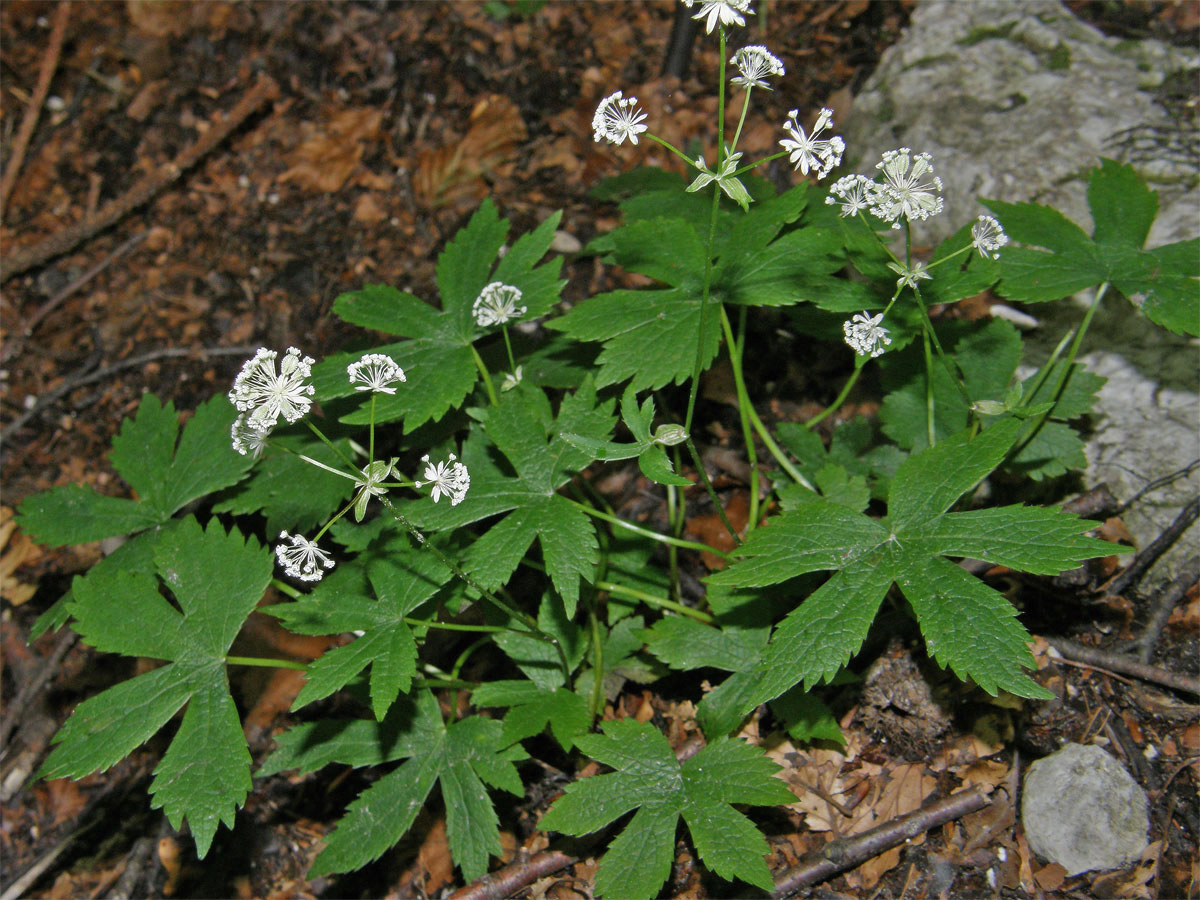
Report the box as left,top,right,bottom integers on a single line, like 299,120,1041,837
840,0,1199,584
1022,742,1149,874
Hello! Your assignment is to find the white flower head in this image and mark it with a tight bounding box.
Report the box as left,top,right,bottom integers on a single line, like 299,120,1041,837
501,365,523,392
779,108,844,180
228,346,315,431
347,353,406,394
473,282,527,328
231,414,272,458
415,453,470,506
682,0,753,34
730,45,783,90
275,531,335,582
971,215,1008,259
887,260,932,291
843,311,892,359
826,174,878,218
592,91,648,146
871,148,944,229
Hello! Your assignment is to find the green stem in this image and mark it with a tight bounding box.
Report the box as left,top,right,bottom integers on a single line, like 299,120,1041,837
271,578,302,600
470,344,499,406
685,438,741,546
667,469,683,602
566,497,729,558
588,611,605,717
645,133,698,167
747,404,813,490
685,193,723,435
805,358,865,430
595,580,714,623
729,86,753,152
501,325,517,373
368,393,376,464
921,325,937,447
226,656,308,671
720,305,760,532
403,618,511,634
304,420,357,470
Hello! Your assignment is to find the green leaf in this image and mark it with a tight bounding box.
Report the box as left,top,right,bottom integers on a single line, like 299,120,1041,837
771,689,846,745
41,517,271,857
471,681,591,750
306,693,526,882
703,421,1112,731
540,720,791,898
641,616,766,672
1088,157,1157,249
17,395,251,547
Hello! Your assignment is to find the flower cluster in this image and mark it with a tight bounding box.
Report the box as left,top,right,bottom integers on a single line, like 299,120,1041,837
825,148,946,230
779,108,844,180
843,311,892,359
416,453,470,506
682,0,753,33
473,282,526,327
730,45,783,90
971,215,1009,259
228,347,315,432
592,92,647,147
348,353,406,393
275,531,335,582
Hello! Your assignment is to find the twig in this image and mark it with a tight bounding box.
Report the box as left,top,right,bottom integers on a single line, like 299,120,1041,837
1117,459,1200,515
0,231,147,364
448,850,579,900
1132,555,1199,664
0,630,77,753
1,345,256,444
771,786,991,895
0,1,70,217
1,74,279,279
1107,497,1199,597
1050,637,1199,696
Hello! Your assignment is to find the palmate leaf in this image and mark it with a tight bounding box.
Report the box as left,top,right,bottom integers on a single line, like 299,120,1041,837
470,680,591,750
539,719,794,898
40,517,272,857
561,384,690,486
313,200,566,429
17,394,252,547
702,420,1114,735
987,159,1199,335
550,183,846,391
410,382,615,617
269,689,526,881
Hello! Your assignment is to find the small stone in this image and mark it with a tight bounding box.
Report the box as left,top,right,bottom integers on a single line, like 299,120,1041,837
1021,742,1149,875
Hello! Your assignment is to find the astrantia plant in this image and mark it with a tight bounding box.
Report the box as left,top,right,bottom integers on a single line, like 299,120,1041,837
15,6,1197,898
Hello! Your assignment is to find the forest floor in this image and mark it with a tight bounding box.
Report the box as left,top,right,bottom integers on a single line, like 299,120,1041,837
1,2,1197,898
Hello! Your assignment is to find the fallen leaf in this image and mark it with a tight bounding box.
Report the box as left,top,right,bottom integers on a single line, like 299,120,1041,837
279,108,384,194
413,94,526,210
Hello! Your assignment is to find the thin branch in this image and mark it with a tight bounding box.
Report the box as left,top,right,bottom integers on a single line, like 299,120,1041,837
1,73,279,278
1108,497,1200,597
771,787,991,895
1050,637,1199,696
1132,555,1200,664
0,1,70,217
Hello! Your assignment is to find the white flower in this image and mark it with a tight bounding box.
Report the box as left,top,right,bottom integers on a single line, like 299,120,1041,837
843,311,891,358
971,215,1008,259
231,414,272,458
415,453,470,506
592,91,648,146
779,108,844,180
353,457,397,522
825,174,878,217
730,45,783,90
347,353,406,394
501,365,523,392
275,531,335,582
228,346,315,431
682,0,753,33
473,282,527,327
871,148,944,229
887,260,932,290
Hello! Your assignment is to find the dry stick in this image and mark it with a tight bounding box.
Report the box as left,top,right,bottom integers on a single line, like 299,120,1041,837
1,73,280,279
1,345,257,444
0,0,70,217
1133,554,1200,664
1107,497,1200,598
0,230,147,364
0,630,77,752
1050,637,1200,696
771,786,992,896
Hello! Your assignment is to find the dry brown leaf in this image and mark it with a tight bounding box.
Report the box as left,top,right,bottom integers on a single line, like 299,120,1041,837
278,108,384,194
0,505,42,606
413,94,526,210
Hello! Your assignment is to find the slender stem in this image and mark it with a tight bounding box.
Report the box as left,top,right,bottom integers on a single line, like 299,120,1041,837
368,394,376,464
272,578,302,599
685,192,723,434
805,358,865,430
747,404,814,490
910,285,973,410
566,497,729,558
449,637,490,719
295,452,357,482
685,438,742,545
226,656,307,671
304,420,357,470
667,471,683,602
501,325,516,373
921,325,937,447
645,132,697,167
729,86,752,152
588,611,605,717
403,617,511,634
595,580,714,623
470,343,499,405
721,305,760,532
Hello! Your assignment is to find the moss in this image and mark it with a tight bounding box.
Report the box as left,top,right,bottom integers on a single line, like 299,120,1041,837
1046,43,1071,70
959,22,1017,46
